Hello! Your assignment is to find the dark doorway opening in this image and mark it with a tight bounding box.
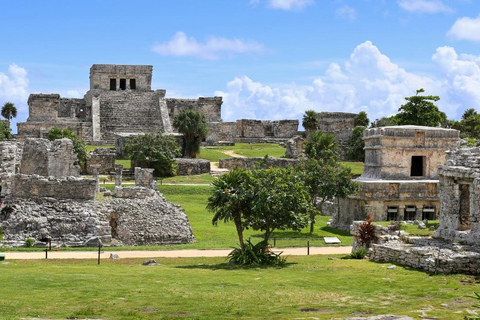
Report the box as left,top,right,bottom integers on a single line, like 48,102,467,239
411,156,424,176
130,79,136,90
404,205,416,220
387,206,398,221
120,79,126,90
422,205,436,220
458,184,471,231
110,79,116,91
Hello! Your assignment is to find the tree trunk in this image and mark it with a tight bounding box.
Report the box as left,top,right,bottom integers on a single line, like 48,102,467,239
233,214,245,252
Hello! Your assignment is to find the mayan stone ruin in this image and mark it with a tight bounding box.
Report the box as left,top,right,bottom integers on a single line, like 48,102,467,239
331,125,460,231
0,138,195,247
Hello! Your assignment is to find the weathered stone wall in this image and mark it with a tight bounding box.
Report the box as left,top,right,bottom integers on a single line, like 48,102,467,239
1,174,96,201
0,141,23,175
217,119,299,142
16,121,93,142
90,64,153,91
134,167,157,190
175,158,210,175
114,186,157,199
219,157,299,170
86,148,116,175
19,138,79,178
362,126,459,180
317,112,356,160
285,136,303,159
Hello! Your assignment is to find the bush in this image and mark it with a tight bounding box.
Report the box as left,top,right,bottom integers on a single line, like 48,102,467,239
358,215,377,248
25,238,35,247
349,248,368,259
227,239,286,266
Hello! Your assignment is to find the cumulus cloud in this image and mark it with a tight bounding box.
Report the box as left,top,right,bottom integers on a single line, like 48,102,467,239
447,14,480,42
336,5,357,20
0,64,29,133
152,31,265,60
397,0,453,13
216,41,473,126
267,0,314,11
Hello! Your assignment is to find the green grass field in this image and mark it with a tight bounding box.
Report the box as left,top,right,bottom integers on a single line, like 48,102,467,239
0,256,477,319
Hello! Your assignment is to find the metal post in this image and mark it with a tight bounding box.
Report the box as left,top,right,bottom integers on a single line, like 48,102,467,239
274,237,276,247
307,241,310,256
98,242,101,265
45,248,48,259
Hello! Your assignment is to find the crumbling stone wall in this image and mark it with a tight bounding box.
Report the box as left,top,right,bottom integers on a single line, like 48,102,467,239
0,141,23,175
19,138,79,178
86,148,116,175
175,158,210,175
317,112,356,160
434,146,480,245
134,167,157,190
219,157,299,170
218,119,299,143
285,136,303,159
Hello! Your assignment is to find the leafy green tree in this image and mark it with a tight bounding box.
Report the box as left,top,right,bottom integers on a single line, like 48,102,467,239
47,128,87,172
207,168,251,252
123,132,181,177
371,116,397,128
302,109,319,136
346,126,366,162
451,108,480,139
173,109,208,158
392,88,446,127
296,159,358,232
354,111,369,127
303,130,340,162
244,167,312,242
0,121,13,141
1,102,17,127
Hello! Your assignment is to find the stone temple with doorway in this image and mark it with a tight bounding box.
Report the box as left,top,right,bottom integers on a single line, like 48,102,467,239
331,125,460,231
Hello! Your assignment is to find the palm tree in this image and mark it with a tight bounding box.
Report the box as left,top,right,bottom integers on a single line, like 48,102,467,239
302,110,318,137
173,109,208,158
206,168,250,252
1,102,17,127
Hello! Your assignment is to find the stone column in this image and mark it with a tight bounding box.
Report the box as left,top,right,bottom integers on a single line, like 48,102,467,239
115,165,123,187
90,164,102,192
92,94,101,142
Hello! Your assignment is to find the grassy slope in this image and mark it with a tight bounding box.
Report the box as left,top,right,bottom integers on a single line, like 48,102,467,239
0,257,476,319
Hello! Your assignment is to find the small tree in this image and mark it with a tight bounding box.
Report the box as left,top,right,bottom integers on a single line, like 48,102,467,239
392,88,446,127
451,108,480,139
244,167,312,243
303,130,340,162
47,128,87,172
0,121,13,141
173,109,208,158
123,132,181,177
296,159,358,232
207,168,250,252
346,126,366,162
302,109,319,137
371,116,397,128
1,102,17,127
354,111,369,127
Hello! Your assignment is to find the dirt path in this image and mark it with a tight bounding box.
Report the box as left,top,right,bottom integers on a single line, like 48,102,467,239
0,246,352,260
222,150,246,158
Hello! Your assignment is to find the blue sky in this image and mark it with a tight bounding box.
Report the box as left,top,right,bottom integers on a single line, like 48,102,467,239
1,0,480,132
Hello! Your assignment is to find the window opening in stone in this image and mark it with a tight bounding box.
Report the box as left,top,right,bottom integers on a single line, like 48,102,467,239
404,205,416,221
110,79,116,91
458,184,471,231
120,79,126,90
410,156,424,177
422,205,436,220
109,211,119,239
387,206,398,221
130,79,136,90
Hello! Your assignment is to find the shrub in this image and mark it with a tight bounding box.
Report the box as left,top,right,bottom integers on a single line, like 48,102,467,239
358,215,377,248
25,238,35,247
227,239,286,266
349,248,368,259
388,221,403,233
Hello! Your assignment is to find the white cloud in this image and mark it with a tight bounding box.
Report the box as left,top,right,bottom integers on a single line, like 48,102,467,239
336,5,357,20
447,14,480,42
0,64,29,133
397,0,453,13
217,41,473,127
152,31,265,60
267,0,314,11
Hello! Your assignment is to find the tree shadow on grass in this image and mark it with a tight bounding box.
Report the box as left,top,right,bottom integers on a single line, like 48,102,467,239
175,262,296,271
249,231,325,239
319,226,351,237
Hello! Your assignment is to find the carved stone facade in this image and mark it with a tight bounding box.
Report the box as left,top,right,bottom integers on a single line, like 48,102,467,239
17,64,223,144
434,147,480,245
332,125,460,231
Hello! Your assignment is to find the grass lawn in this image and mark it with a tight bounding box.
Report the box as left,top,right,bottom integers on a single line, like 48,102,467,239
340,161,364,176
86,144,114,153
0,256,477,319
199,143,286,160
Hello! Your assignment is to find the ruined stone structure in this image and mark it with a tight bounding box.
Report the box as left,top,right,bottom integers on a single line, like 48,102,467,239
434,147,480,245
85,148,116,175
317,112,357,160
175,158,210,175
0,138,195,247
17,64,223,144
218,157,299,170
217,119,300,143
331,125,460,231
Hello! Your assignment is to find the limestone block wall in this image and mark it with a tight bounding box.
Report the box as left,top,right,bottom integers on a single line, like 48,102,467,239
219,157,299,170
86,148,116,175
134,167,157,190
175,158,210,175
27,94,61,121
114,186,157,199
2,174,96,200
90,64,153,91
19,138,79,178
0,141,23,175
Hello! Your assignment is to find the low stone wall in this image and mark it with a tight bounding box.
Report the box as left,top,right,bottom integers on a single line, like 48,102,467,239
86,148,116,175
115,186,157,199
175,158,210,175
218,157,299,170
2,174,96,201
369,239,480,275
